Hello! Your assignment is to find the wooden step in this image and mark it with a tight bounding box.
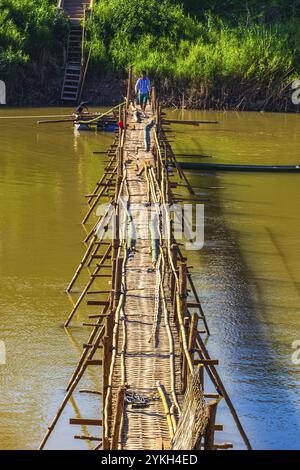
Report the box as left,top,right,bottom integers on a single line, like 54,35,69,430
61,96,77,101
65,74,80,79
65,67,81,72
62,95,78,99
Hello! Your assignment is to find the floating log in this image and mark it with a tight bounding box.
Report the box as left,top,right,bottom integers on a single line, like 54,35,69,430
179,162,300,172
175,154,212,158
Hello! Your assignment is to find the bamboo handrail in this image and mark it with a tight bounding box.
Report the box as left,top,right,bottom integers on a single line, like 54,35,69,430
156,381,175,440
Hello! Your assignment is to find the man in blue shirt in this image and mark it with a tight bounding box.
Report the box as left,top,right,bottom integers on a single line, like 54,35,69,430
135,70,151,114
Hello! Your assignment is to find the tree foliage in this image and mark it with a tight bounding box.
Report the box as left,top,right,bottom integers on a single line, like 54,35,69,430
0,0,68,75
86,0,299,89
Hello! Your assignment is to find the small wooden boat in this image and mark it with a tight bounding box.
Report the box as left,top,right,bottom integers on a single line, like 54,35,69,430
38,102,122,132
74,119,118,132
178,162,300,173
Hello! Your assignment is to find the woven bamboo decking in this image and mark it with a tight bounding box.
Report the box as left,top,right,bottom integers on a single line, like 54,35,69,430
108,108,182,450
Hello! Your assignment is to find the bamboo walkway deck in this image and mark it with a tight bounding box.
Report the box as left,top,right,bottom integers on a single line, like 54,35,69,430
39,78,251,451
109,108,182,449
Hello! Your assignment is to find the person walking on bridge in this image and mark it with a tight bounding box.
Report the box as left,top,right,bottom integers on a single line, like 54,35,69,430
135,71,151,115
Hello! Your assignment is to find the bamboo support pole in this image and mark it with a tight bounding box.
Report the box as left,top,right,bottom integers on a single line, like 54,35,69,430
203,400,218,450
175,295,194,376
38,325,105,450
111,386,126,449
182,316,189,393
156,381,175,440
195,333,251,450
102,335,110,450
126,66,133,108
40,85,251,452
66,304,109,391
188,313,198,365
64,244,112,327
82,167,117,225
66,234,97,292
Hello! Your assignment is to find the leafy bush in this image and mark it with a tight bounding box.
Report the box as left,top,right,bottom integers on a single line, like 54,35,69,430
0,0,68,75
86,0,299,90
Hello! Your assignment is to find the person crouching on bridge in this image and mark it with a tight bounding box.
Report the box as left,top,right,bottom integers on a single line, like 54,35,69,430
135,71,151,116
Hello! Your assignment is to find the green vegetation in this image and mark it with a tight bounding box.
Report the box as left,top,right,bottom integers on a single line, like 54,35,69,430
0,0,68,103
86,0,300,110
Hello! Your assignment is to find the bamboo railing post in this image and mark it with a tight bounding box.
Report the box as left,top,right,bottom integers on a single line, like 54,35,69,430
189,312,198,365
126,66,133,108
204,400,218,450
182,316,190,393
113,255,124,310
170,244,178,305
198,364,204,390
152,87,157,114
105,252,123,446
102,335,110,450
179,262,187,300
157,381,175,440
111,385,126,449
178,261,187,334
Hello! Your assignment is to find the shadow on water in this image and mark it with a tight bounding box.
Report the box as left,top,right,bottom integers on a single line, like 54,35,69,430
184,168,300,449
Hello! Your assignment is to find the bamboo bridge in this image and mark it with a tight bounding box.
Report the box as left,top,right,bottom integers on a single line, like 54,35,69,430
39,72,251,451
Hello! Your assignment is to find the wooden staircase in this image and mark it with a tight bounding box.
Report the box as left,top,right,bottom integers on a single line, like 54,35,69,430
59,0,92,102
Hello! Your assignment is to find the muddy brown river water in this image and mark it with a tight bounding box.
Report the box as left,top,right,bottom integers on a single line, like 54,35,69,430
0,107,299,449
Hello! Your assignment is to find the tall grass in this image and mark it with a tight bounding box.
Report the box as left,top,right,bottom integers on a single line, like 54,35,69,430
87,2,298,82
0,0,68,76
1,0,299,108
86,0,300,109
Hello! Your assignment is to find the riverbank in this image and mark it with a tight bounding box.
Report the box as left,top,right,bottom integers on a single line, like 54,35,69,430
4,69,299,114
